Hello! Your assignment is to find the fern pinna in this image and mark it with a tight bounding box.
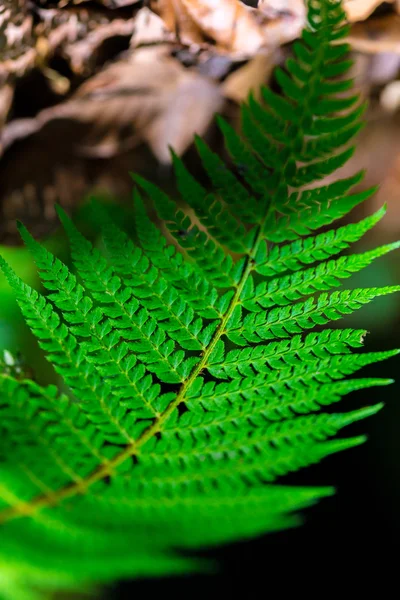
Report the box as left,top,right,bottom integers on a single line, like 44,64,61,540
0,1,399,596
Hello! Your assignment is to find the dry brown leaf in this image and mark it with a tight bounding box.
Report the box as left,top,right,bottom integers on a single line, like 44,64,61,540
0,46,222,162
255,0,306,46
0,0,35,82
63,18,137,74
67,46,223,162
344,0,393,22
0,44,222,183
150,0,263,54
0,0,141,85
149,0,206,47
130,7,176,47
0,85,14,130
180,0,267,54
222,52,276,102
34,4,139,76
348,15,400,54
0,45,223,241
150,0,305,57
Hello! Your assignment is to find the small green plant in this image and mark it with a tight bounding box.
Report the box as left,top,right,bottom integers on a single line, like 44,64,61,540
0,0,398,597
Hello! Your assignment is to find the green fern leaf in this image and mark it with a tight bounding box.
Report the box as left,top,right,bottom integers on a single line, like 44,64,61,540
0,1,398,596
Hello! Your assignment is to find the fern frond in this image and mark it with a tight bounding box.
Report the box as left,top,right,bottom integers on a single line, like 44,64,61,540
0,1,398,595
226,288,400,345
207,329,368,379
256,206,387,276
189,349,398,412
243,244,400,312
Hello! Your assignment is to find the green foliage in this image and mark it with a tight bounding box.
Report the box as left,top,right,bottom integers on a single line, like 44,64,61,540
0,1,399,596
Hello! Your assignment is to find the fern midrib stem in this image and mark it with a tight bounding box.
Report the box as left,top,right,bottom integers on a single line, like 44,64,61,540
133,24,328,450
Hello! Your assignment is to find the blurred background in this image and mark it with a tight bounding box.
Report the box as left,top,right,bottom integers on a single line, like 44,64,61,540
1,0,400,596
